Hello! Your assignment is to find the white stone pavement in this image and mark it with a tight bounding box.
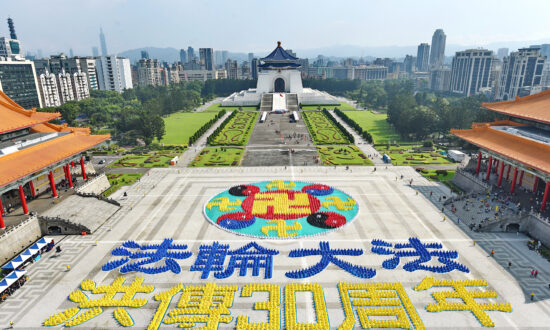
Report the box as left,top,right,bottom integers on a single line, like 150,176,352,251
2,166,550,328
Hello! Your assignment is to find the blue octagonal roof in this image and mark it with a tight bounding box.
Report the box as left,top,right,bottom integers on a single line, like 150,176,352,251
261,42,298,61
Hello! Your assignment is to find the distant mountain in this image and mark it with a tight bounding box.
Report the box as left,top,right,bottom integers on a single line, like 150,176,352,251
120,38,550,64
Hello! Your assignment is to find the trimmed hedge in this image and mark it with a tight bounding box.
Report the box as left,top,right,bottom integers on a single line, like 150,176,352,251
322,109,354,144
334,109,373,143
206,111,237,145
188,110,226,145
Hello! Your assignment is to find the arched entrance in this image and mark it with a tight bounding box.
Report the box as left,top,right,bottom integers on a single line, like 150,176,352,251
274,78,285,93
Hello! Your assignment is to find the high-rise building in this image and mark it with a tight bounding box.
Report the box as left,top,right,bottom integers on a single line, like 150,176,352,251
214,50,223,66
137,58,162,86
353,65,388,80
38,71,61,107
497,48,509,60
429,29,446,68
403,55,415,73
96,56,132,92
496,47,546,100
7,17,17,39
199,48,214,71
0,59,42,108
248,53,254,63
222,51,229,65
99,28,108,56
71,70,90,100
179,49,187,63
430,67,451,91
57,70,75,103
240,61,251,79
69,49,74,58
92,47,99,57
251,58,259,80
187,47,195,62
449,49,494,96
530,44,550,59
416,43,430,72
141,50,149,59
225,59,238,79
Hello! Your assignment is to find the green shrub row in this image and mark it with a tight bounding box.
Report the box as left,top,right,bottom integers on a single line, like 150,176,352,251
322,109,354,144
188,110,226,145
207,110,236,145
334,109,373,143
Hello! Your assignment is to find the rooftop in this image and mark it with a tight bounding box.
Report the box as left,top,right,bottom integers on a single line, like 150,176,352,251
0,90,60,134
0,130,109,188
451,125,550,175
482,89,550,125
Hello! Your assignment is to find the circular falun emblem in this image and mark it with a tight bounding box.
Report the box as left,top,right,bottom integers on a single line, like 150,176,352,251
204,180,359,239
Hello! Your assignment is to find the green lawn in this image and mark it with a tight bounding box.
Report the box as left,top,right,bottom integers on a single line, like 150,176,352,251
204,103,258,111
302,111,350,145
159,112,218,145
301,102,356,110
317,146,373,166
103,173,144,197
210,112,258,146
342,110,401,144
108,154,178,168
189,147,244,167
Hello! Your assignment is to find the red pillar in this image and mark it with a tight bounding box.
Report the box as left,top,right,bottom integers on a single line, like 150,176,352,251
475,152,482,174
519,171,524,186
534,177,540,193
0,198,4,229
80,156,87,180
71,161,75,167
49,171,58,198
29,180,36,197
18,185,28,214
497,161,505,187
63,164,68,180
542,181,550,212
506,165,511,180
66,164,73,188
493,160,499,173
486,156,493,181
510,168,518,193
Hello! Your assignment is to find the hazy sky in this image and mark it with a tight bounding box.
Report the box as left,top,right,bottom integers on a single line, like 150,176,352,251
2,0,550,56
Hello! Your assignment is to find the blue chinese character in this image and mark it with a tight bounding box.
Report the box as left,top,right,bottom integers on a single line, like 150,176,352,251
371,238,469,273
285,241,375,279
190,241,230,279
215,242,279,279
102,238,192,274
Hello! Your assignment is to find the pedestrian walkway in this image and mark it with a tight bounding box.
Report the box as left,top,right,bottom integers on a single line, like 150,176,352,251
176,111,232,167
329,110,385,165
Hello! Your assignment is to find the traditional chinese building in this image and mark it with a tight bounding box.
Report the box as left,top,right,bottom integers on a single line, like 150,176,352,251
222,41,339,108
0,90,109,228
451,90,550,212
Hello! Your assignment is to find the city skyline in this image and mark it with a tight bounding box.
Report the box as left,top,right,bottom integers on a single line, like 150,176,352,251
2,0,550,58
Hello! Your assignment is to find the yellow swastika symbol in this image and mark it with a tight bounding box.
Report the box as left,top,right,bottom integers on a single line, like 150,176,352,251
261,220,302,237
322,196,356,211
252,192,311,216
266,180,296,190
206,197,242,211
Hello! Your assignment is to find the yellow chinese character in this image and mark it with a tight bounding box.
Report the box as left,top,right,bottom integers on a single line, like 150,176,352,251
285,283,329,329
414,276,512,327
236,284,281,329
266,180,296,190
322,196,356,210
206,197,242,211
261,219,302,237
43,277,153,327
164,282,238,329
338,282,425,330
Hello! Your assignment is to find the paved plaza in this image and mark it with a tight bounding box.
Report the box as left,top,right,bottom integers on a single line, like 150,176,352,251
3,166,550,329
